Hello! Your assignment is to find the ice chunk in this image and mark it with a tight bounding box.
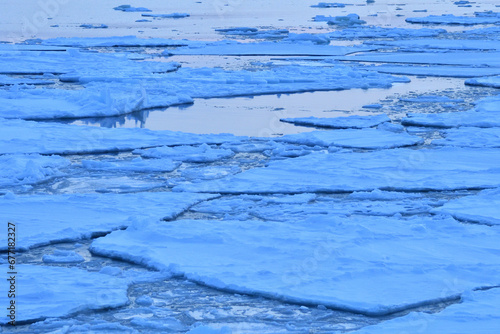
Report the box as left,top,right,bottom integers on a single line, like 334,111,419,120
402,112,500,128
39,36,189,47
311,2,347,8
91,216,500,316
280,114,390,129
364,39,500,51
142,13,190,18
327,27,445,39
113,5,151,12
0,74,53,86
353,288,500,333
0,154,69,188
433,188,500,226
0,192,217,250
174,148,500,193
276,129,422,149
0,118,242,155
42,250,85,263
466,75,500,88
400,95,464,103
314,14,366,27
134,144,235,163
0,265,128,324
367,64,500,78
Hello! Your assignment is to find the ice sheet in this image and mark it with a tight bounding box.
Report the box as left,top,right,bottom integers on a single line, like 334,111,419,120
90,216,500,316
434,127,500,147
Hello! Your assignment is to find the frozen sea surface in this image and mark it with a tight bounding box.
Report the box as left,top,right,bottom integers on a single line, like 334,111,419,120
2,0,500,332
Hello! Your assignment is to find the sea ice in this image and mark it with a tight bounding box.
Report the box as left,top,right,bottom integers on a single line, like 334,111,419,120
81,158,182,173
90,215,500,316
0,154,69,188
364,39,500,51
353,288,500,333
42,250,85,263
0,265,129,324
0,118,241,155
134,144,235,163
314,14,366,27
142,13,190,18
174,147,500,193
433,188,500,226
280,114,390,129
0,192,217,250
39,36,190,47
276,128,423,149
466,75,500,88
113,5,151,12
434,127,500,148
406,12,500,25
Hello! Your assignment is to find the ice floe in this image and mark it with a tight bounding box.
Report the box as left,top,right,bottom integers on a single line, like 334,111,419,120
364,39,500,51
174,147,500,193
39,36,189,47
0,264,129,324
276,129,422,149
434,127,500,147
81,158,182,173
42,250,85,263
0,154,69,188
90,215,500,316
353,288,500,333
466,75,500,88
134,144,235,163
314,14,366,27
142,13,190,18
280,114,390,129
406,12,500,25
433,188,500,225
0,118,241,154
0,192,216,250
113,5,151,12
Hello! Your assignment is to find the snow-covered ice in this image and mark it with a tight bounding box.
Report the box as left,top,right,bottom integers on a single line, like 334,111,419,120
433,188,500,226
0,192,216,250
90,215,500,316
174,148,500,193
0,264,129,324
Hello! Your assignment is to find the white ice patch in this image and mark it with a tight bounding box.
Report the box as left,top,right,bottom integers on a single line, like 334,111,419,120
0,154,69,188
366,64,500,78
280,114,390,129
313,14,366,27
0,118,242,155
173,148,500,193
90,216,500,316
353,288,500,333
433,188,500,226
276,129,422,149
327,27,445,39
0,265,129,324
134,144,235,163
0,192,217,250
364,39,500,51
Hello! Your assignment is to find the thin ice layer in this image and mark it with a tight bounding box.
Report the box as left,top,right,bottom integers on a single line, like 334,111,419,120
0,265,129,324
174,148,500,193
433,188,500,226
276,129,422,149
90,216,500,316
466,75,500,88
406,13,500,25
280,114,390,129
0,118,242,155
0,154,69,188
353,288,500,334
0,192,216,250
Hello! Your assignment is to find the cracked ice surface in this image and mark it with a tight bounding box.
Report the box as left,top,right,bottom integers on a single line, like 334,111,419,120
90,215,500,316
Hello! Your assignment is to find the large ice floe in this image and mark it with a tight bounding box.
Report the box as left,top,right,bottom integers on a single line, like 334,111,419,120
433,188,500,226
0,265,129,324
406,12,500,25
174,147,500,193
90,215,500,316
402,95,500,128
353,288,500,333
0,118,241,154
0,192,216,250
